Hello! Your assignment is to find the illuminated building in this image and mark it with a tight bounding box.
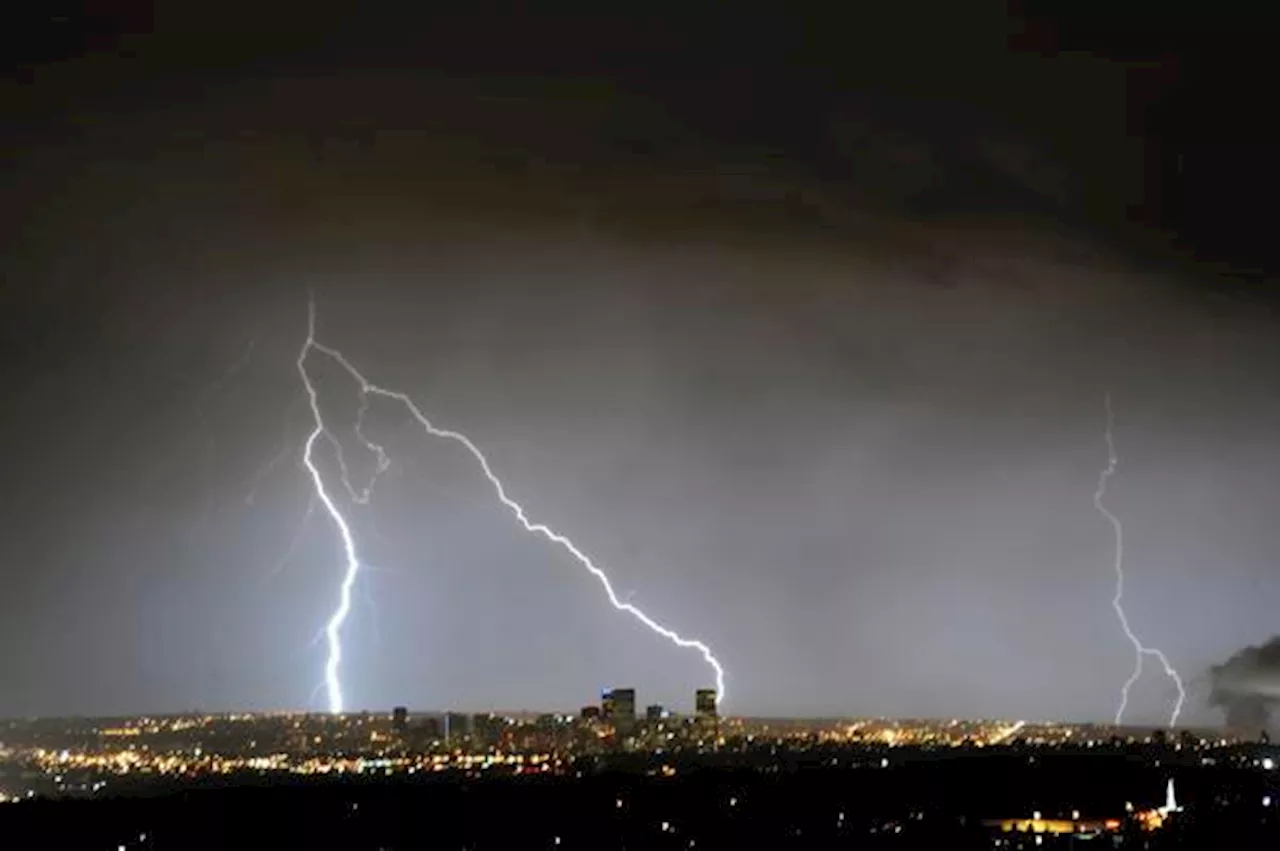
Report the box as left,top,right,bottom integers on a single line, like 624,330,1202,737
392,707,408,734
985,779,1180,837
985,816,1115,836
601,690,616,720
646,705,664,722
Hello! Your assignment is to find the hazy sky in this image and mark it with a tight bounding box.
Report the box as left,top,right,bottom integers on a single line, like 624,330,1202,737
2,5,1277,723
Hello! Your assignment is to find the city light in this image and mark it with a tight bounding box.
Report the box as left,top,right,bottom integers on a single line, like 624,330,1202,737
0,709,1262,808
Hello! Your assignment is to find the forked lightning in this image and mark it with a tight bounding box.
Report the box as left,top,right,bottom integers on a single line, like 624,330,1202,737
297,296,726,713
1094,393,1185,727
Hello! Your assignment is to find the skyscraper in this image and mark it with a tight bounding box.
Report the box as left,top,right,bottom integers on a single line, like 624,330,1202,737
392,706,409,734
444,712,470,744
418,716,441,741
695,689,718,740
610,688,637,734
601,689,617,720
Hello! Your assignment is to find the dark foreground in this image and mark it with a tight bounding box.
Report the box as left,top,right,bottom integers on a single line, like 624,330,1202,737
2,751,1278,849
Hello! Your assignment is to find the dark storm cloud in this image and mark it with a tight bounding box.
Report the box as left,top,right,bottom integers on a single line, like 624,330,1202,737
1209,637,1280,730
1,6,1277,721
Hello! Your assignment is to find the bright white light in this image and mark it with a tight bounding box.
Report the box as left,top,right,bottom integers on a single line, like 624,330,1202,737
297,303,362,714
1264,757,1275,770
1264,795,1273,807
1095,394,1185,727
299,295,727,711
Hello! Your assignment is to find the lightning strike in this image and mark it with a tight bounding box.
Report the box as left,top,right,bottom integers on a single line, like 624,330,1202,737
297,296,726,713
325,395,389,506
297,300,364,714
1094,393,1185,728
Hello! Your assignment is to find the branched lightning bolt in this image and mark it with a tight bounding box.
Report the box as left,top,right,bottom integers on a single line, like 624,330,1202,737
297,301,364,714
297,295,726,712
1094,393,1185,728
325,407,389,506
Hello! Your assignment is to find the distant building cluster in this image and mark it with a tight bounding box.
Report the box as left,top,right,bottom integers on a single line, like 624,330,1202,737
0,703,1276,805
984,779,1183,841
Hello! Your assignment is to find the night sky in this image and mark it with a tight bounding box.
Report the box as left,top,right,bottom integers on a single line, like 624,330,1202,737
2,3,1278,723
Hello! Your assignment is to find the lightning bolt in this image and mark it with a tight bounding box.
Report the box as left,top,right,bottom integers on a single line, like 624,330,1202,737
297,304,363,714
1094,393,1185,728
297,295,726,713
324,393,389,506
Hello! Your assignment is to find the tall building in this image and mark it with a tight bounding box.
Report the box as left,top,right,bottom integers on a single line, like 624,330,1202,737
695,689,717,718
444,712,470,744
610,688,637,733
646,704,665,722
472,713,504,748
418,716,442,741
392,706,409,734
601,689,617,720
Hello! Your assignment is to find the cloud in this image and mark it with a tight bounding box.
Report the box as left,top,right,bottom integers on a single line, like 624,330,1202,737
1208,637,1280,731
